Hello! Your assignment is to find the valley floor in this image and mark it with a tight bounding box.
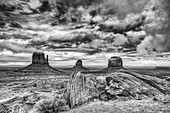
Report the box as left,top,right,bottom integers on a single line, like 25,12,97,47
0,67,170,113
63,98,170,113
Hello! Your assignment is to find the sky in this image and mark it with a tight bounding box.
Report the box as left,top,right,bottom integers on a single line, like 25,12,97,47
0,0,170,68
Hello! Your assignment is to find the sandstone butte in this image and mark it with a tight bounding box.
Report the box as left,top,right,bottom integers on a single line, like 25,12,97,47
16,52,64,75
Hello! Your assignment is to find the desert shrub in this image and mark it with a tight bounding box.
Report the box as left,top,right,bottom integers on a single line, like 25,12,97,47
30,98,69,113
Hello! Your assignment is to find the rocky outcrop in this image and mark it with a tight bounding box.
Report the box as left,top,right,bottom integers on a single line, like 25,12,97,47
67,56,169,108
72,60,89,72
32,52,48,64
108,56,123,68
16,52,64,75
67,71,98,108
102,56,124,73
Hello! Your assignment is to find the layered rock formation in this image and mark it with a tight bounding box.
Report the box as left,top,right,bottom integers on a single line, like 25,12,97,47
67,56,169,108
63,60,89,74
67,71,98,108
16,52,64,75
32,52,48,64
72,60,89,72
102,56,124,73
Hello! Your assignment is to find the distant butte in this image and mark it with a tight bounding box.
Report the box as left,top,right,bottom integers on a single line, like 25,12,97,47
70,60,89,72
87,56,125,74
101,56,125,73
32,52,49,64
67,56,168,108
16,52,64,75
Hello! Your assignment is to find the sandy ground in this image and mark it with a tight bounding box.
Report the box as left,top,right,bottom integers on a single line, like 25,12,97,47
63,99,170,113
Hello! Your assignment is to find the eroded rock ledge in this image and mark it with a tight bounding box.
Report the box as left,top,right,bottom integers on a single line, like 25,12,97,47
67,56,169,108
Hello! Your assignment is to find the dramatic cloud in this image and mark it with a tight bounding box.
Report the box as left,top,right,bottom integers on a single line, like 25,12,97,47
137,0,170,53
112,34,128,46
103,0,149,19
0,42,37,53
1,0,170,67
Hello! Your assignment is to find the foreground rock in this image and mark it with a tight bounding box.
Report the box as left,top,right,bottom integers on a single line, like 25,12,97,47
67,56,169,108
16,52,64,75
67,71,98,108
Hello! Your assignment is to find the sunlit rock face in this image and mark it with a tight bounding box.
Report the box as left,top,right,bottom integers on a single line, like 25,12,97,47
67,72,98,108
32,52,48,64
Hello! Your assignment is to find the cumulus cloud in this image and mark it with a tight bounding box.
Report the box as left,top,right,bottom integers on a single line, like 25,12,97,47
28,0,42,10
102,0,149,19
126,31,146,47
137,0,170,53
0,42,37,53
29,31,101,49
112,34,128,46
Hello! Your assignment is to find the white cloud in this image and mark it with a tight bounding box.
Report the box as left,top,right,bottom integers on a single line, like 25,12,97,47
0,42,37,53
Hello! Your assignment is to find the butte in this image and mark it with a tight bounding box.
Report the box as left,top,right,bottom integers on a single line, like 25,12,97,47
16,52,64,75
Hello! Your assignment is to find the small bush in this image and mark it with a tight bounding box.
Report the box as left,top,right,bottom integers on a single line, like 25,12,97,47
30,98,69,113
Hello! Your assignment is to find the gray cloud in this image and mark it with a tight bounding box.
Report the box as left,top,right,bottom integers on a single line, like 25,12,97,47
103,0,149,18
137,0,170,53
0,42,37,53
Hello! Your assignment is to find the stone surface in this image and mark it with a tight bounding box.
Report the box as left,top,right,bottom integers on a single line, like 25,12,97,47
16,52,64,75
102,56,124,73
108,56,123,68
72,60,89,72
67,71,98,108
32,52,48,64
67,56,169,108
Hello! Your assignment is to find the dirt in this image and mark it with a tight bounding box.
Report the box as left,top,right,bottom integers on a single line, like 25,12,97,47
63,99,170,113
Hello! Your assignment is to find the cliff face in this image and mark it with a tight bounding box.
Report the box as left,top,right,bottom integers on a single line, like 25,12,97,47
16,52,64,75
32,52,48,64
101,56,124,73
